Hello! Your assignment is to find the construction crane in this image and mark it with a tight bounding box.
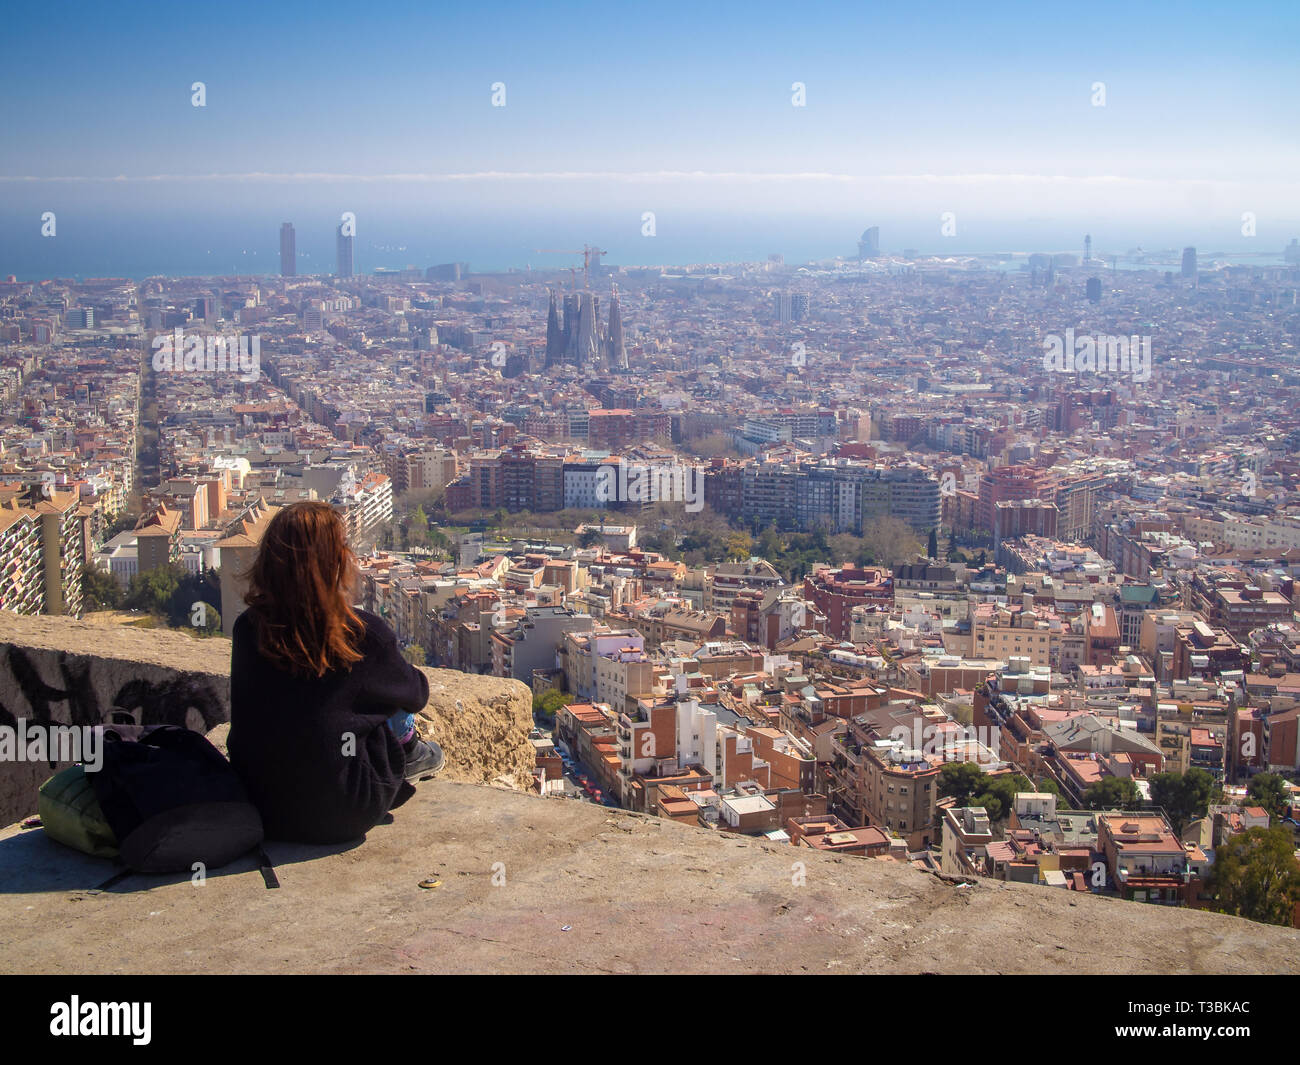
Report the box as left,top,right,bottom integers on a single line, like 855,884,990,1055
533,244,606,291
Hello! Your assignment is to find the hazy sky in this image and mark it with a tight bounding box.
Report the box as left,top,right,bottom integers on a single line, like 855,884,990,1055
2,0,1298,271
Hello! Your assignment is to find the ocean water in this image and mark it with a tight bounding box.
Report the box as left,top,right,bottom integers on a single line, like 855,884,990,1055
1,204,1294,282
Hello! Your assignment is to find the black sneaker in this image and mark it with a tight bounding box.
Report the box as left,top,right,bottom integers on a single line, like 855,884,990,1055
404,738,445,780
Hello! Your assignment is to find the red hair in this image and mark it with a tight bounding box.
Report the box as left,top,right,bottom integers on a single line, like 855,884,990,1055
243,501,365,677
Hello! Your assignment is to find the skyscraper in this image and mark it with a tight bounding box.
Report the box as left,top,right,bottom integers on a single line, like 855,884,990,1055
337,224,354,279
774,291,793,327
1181,246,1197,279
1086,277,1102,303
607,285,627,370
857,226,880,259
280,223,296,278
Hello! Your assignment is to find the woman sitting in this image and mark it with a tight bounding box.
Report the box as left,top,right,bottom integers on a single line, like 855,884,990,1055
227,501,443,844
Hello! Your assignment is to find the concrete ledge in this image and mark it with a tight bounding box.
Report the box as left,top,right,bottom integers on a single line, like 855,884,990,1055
0,613,535,824
2,781,1297,975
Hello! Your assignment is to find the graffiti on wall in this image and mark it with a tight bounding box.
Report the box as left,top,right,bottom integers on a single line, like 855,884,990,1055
0,646,228,767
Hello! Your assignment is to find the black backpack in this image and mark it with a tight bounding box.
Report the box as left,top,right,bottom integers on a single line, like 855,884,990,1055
87,724,272,883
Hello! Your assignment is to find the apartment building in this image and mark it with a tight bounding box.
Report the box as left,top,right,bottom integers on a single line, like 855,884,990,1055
134,501,184,576
977,464,1058,533
1096,813,1209,906
1188,571,1293,642
1171,618,1250,681
560,627,648,703
788,815,891,857
825,711,941,850
802,565,892,641
491,605,594,682
610,600,727,651
941,806,995,876
970,600,1060,669
0,502,44,615
214,497,279,636
384,445,458,494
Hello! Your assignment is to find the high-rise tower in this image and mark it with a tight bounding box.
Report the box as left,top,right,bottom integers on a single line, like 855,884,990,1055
337,224,354,279
1181,246,1197,279
280,223,296,278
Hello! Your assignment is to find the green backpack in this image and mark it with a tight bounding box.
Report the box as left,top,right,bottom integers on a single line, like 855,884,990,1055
37,763,119,859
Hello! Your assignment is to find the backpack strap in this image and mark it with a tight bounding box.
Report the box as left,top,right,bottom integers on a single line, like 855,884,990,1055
89,848,279,892
256,848,280,889
91,868,133,892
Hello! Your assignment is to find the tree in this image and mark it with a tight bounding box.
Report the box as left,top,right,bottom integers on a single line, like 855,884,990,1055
681,432,743,461
927,527,938,559
972,790,1005,822
982,772,1034,819
1208,826,1300,926
165,567,220,630
758,526,783,562
82,565,123,611
859,516,923,569
401,644,426,667
532,689,573,721
1149,768,1220,836
1248,772,1289,820
723,532,753,561
124,563,184,616
938,762,987,806
105,513,136,541
427,527,451,559
407,504,429,551
1083,776,1141,810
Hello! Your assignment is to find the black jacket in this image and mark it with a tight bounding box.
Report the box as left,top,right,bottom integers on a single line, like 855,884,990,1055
227,608,427,843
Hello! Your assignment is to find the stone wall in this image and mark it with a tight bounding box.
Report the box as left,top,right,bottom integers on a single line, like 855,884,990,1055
0,613,535,824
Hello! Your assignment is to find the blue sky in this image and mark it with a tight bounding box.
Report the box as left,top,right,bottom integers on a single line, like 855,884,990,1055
2,0,1298,273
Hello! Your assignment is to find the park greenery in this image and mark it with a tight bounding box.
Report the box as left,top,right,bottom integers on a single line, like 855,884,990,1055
82,561,222,635
1207,826,1300,926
